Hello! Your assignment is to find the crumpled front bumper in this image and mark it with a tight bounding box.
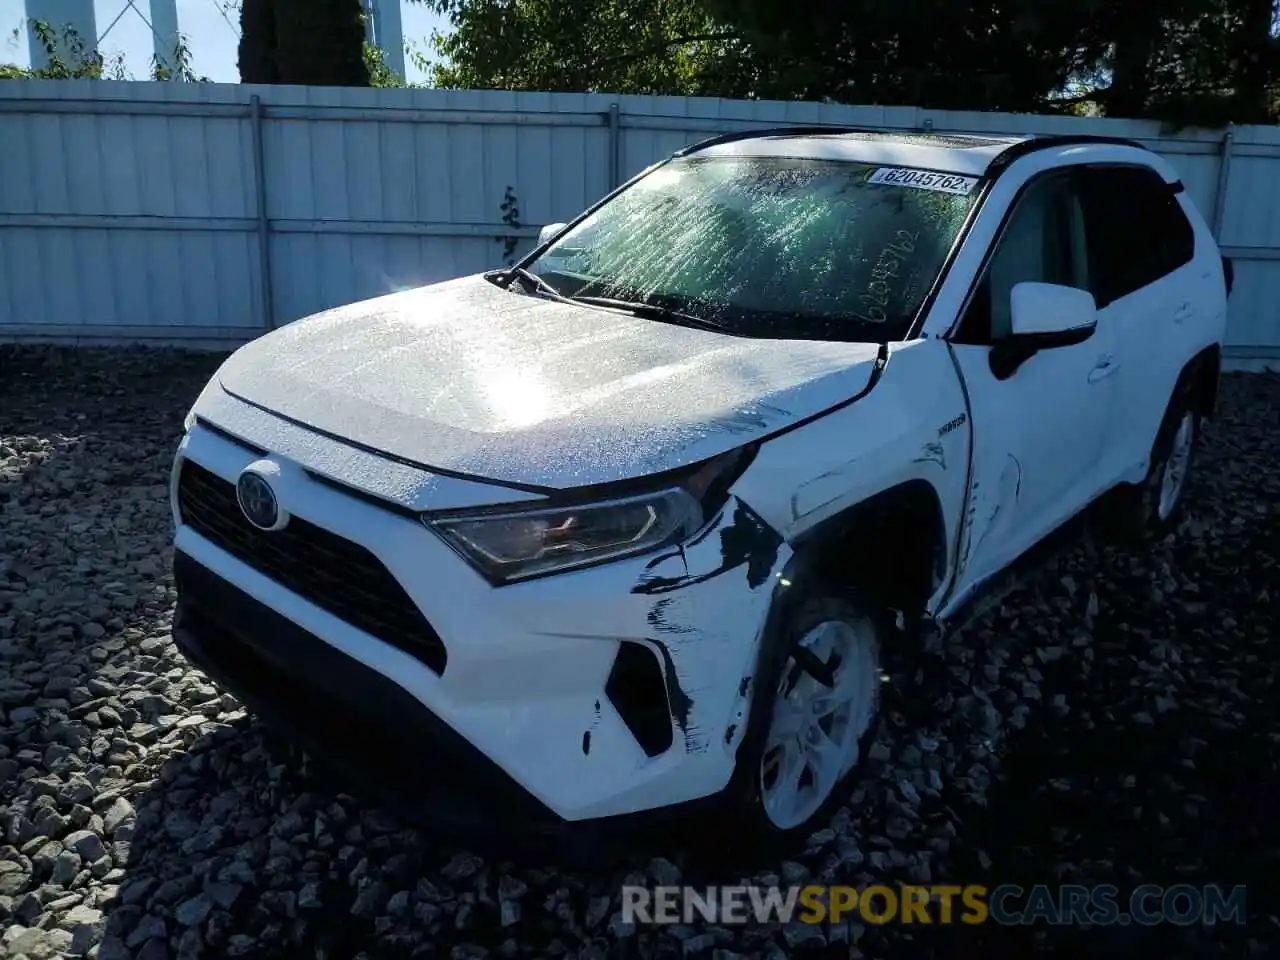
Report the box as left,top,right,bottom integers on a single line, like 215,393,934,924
171,421,792,830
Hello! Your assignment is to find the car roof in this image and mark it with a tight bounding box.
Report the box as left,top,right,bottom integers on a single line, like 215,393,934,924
679,129,1145,178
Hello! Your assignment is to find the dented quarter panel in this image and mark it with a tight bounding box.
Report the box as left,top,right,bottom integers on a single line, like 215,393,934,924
731,338,971,614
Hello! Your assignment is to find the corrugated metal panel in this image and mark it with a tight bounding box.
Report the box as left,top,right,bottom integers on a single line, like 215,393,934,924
1,78,1278,360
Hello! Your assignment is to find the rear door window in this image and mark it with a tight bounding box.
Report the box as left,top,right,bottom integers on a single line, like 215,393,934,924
1076,165,1196,307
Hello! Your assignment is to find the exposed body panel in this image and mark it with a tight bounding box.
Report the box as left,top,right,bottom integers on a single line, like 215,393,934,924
733,337,971,614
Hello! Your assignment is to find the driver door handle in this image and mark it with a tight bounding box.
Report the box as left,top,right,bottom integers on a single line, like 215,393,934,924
1088,353,1119,383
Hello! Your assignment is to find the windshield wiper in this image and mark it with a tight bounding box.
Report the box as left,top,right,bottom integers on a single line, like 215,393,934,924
503,266,576,303
568,295,732,334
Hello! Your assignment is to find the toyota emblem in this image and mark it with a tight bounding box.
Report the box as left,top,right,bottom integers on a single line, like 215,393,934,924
236,471,280,530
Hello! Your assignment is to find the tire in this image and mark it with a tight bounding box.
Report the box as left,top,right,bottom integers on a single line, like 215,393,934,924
731,595,885,842
1116,379,1201,541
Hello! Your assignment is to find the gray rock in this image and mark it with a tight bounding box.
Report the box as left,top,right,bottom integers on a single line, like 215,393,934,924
62,903,105,954
176,925,204,960
585,895,611,930
206,881,243,910
51,849,82,885
782,920,827,948
440,852,482,882
62,830,106,863
126,914,168,949
681,933,716,956
101,798,134,837
120,877,156,905
175,892,214,927
259,889,296,919
297,881,322,910
151,875,196,905
30,840,62,876
9,926,75,959
0,859,31,896
350,880,389,918
648,857,682,886
15,891,43,924
137,936,173,960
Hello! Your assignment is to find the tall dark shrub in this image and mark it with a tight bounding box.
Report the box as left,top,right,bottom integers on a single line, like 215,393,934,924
275,0,370,86
238,0,279,83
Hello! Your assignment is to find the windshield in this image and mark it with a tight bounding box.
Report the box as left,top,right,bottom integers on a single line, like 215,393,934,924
526,156,979,342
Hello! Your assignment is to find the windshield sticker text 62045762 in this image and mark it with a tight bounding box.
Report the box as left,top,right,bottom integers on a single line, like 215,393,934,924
867,167,979,195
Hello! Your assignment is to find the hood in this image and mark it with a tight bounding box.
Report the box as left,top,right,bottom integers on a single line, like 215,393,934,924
215,274,883,491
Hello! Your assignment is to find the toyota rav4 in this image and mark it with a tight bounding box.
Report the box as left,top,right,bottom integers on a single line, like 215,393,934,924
170,129,1229,843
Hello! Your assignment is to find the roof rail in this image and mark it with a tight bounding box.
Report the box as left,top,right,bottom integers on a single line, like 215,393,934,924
987,134,1148,172
671,124,892,158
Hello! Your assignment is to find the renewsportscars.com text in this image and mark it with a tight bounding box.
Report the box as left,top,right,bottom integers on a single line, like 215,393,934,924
621,884,1247,927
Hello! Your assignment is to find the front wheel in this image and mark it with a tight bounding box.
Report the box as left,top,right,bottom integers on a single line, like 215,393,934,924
743,597,884,838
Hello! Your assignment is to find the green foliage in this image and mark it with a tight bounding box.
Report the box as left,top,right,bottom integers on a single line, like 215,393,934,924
1,21,126,80
412,0,773,96
2,21,205,82
417,0,1280,124
364,41,421,87
152,36,209,82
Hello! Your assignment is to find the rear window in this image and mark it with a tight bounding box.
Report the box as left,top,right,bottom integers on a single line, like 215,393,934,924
1077,165,1196,306
529,156,979,342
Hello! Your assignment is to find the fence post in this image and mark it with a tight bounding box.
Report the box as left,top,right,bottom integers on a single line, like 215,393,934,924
250,94,276,330
608,102,621,190
1211,124,1235,240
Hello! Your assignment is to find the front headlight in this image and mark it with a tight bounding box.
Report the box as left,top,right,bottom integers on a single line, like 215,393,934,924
429,487,704,584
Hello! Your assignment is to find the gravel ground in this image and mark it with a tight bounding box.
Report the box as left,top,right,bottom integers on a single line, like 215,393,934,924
2,345,1278,960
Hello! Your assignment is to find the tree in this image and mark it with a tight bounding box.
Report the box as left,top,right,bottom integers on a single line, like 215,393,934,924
1052,0,1280,125
2,22,109,79
414,0,777,96
238,0,370,86
699,0,1115,113
703,0,1279,122
2,21,202,81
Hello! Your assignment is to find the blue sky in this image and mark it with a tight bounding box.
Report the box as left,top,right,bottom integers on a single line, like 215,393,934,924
3,1,450,83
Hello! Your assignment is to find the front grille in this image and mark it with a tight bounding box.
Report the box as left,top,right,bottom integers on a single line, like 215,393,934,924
176,460,447,674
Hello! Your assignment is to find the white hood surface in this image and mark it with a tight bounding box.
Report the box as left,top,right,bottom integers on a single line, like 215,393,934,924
215,274,883,490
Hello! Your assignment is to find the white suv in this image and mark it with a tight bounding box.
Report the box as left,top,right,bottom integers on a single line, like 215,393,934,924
170,129,1229,842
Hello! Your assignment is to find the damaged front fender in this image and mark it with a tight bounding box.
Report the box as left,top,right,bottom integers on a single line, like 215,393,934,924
630,498,791,764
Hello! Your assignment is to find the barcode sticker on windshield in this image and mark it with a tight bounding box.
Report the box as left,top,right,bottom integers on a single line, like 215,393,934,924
867,168,979,195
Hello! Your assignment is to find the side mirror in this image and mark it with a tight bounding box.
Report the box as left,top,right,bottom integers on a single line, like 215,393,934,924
538,222,568,247
1009,281,1097,344
991,282,1097,380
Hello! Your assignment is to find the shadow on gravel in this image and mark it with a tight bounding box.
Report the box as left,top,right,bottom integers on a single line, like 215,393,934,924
924,375,1280,960
98,717,677,960
5,347,1279,960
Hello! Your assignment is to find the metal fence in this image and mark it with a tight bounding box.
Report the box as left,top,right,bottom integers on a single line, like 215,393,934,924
2,78,1279,365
